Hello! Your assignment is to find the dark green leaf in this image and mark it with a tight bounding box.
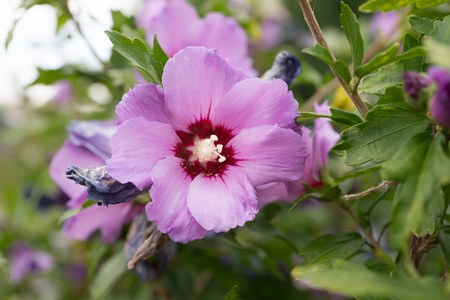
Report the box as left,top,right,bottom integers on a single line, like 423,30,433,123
355,45,426,79
224,285,239,300
151,34,169,84
384,132,450,251
409,16,433,35
363,257,392,275
332,104,429,166
295,260,449,299
438,225,450,263
335,165,382,183
290,185,341,211
376,86,407,106
330,108,363,126
340,2,364,69
294,232,366,276
403,34,424,72
224,230,243,247
302,45,352,84
90,251,127,300
359,63,404,95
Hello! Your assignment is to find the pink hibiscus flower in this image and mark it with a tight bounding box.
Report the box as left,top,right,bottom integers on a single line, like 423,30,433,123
256,101,340,207
136,0,256,76
107,47,308,243
49,120,142,244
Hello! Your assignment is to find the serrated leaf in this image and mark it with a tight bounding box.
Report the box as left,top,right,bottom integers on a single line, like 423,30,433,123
90,251,126,300
359,63,404,95
438,225,450,263
293,232,366,276
340,2,364,69
330,108,363,126
376,86,407,106
302,44,352,84
403,34,424,72
105,30,162,85
224,285,239,300
355,45,426,79
429,15,450,45
409,16,433,35
360,0,450,12
384,132,450,252
332,104,429,166
295,260,449,299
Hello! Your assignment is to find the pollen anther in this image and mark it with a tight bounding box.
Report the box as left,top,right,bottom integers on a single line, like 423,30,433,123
188,134,226,163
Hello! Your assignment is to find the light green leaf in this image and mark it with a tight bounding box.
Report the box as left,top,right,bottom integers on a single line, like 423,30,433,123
0,252,9,279
57,208,81,226
297,111,330,122
438,225,450,264
105,30,162,85
429,15,450,45
335,165,382,183
302,44,352,84
355,45,426,79
87,240,109,280
340,2,364,69
376,86,407,106
409,16,433,36
424,38,450,69
330,108,363,126
294,231,366,276
224,285,239,300
90,251,127,300
384,132,450,252
359,63,404,95
403,34,424,72
360,0,450,12
295,260,449,299
332,104,429,166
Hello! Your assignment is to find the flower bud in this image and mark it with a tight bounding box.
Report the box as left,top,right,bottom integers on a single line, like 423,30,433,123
428,67,450,129
403,70,430,111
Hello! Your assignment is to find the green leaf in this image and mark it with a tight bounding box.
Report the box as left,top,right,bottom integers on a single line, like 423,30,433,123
429,15,450,45
224,230,243,247
384,132,450,251
151,34,169,83
360,0,450,12
335,165,382,183
87,240,109,280
293,231,366,276
438,225,450,263
57,208,81,226
302,44,352,84
424,38,450,69
90,251,127,300
340,2,364,69
363,257,392,275
330,108,363,126
409,16,433,36
224,285,239,300
376,86,407,106
290,185,342,211
359,63,404,95
403,34,424,72
355,45,426,79
297,112,330,122
105,30,164,86
332,104,429,166
0,252,9,279
295,260,449,299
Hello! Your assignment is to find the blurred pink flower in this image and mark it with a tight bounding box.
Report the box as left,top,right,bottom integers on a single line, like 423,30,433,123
107,47,307,243
8,242,53,284
256,101,340,208
52,80,74,107
370,11,400,41
428,66,450,129
49,120,142,244
136,0,256,76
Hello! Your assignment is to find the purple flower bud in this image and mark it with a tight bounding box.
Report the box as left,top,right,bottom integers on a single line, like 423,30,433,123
428,67,450,128
403,71,430,100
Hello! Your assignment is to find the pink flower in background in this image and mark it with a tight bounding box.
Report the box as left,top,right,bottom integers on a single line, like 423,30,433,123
107,47,308,243
256,101,340,208
8,242,53,284
136,0,256,76
370,11,400,41
428,66,450,129
49,120,142,244
52,80,74,107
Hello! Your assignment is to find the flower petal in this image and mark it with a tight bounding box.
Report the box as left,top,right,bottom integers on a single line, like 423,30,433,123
194,13,256,77
63,202,142,244
107,118,179,190
146,156,208,243
231,125,308,186
116,83,169,125
49,141,105,209
163,47,246,131
212,78,299,134
187,166,258,232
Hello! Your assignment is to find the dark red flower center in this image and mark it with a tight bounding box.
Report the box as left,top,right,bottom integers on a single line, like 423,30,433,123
174,119,237,179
